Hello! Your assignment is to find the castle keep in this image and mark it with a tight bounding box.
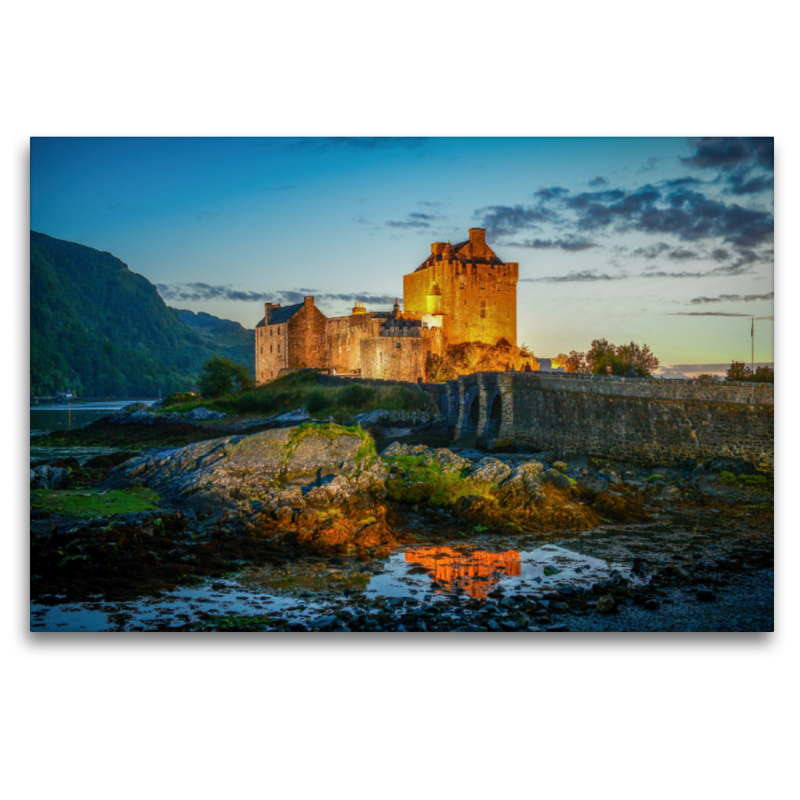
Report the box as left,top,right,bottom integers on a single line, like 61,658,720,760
403,228,518,346
254,228,516,385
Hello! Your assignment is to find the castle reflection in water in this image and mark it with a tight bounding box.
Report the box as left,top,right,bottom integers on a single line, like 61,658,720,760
404,547,521,599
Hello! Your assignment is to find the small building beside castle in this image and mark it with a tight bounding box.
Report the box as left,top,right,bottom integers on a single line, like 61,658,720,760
254,228,518,385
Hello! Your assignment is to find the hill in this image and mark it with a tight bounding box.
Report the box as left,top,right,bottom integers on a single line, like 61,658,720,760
30,231,254,397
174,309,254,368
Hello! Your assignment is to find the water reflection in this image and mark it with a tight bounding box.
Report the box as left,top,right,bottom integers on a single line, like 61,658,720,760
405,547,521,599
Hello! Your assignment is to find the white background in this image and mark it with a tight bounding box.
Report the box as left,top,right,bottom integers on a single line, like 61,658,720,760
3,3,796,799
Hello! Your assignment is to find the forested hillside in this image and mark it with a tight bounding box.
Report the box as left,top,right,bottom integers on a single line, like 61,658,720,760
30,231,253,396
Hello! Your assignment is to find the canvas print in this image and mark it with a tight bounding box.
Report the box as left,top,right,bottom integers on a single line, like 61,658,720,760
29,137,774,632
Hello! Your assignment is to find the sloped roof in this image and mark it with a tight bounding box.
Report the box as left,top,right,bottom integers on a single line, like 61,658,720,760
255,302,304,327
414,238,503,272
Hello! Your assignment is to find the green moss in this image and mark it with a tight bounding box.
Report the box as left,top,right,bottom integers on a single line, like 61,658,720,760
31,487,161,518
384,455,496,508
720,471,769,486
281,422,377,471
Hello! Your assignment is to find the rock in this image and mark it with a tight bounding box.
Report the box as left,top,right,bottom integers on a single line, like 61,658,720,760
270,408,311,425
644,599,660,610
109,424,378,514
183,407,226,421
553,461,568,472
308,615,338,630
486,619,502,632
707,457,759,476
596,594,616,614
546,624,569,632
494,461,546,509
544,469,571,489
353,409,432,427
696,589,716,602
469,457,512,486
119,402,150,415
30,465,72,490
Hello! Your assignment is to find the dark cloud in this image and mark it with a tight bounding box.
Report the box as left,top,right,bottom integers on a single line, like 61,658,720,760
533,187,570,202
632,242,672,259
727,172,774,195
385,210,445,229
476,204,558,238
157,283,398,308
505,236,598,252
588,176,608,187
671,312,773,318
689,292,774,305
521,270,626,283
683,137,774,172
669,248,699,260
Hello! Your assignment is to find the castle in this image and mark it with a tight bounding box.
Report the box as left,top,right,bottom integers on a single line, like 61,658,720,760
254,228,518,385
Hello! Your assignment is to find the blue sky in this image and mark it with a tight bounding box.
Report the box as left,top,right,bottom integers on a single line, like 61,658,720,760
30,136,774,371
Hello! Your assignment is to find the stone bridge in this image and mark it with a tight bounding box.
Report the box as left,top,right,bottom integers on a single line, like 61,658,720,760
430,371,774,472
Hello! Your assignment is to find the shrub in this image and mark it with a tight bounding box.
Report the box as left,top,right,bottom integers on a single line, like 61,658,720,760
306,390,332,414
338,383,376,410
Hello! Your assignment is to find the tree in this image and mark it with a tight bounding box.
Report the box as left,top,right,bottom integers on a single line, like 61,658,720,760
726,361,774,383
586,339,659,377
198,356,254,398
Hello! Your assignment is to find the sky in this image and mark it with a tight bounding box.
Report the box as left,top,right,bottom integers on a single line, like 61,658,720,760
30,136,774,372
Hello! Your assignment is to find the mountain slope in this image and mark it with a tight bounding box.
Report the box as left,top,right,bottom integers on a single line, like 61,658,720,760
30,231,253,396
175,309,254,368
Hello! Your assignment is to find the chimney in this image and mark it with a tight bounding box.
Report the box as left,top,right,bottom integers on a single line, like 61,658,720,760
468,228,486,247
304,296,314,307
265,302,280,324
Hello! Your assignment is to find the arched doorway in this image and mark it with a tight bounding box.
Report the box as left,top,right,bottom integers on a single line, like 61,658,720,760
468,395,481,429
486,393,502,439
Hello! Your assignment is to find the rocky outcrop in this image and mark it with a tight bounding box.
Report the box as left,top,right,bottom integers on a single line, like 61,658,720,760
109,424,382,515
30,465,73,490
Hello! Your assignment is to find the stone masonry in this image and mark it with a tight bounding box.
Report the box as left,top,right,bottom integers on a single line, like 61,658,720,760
402,228,518,347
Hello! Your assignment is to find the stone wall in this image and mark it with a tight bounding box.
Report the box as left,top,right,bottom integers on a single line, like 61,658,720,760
287,299,328,371
325,312,387,374
403,229,518,347
361,336,435,383
447,372,774,472
255,322,289,383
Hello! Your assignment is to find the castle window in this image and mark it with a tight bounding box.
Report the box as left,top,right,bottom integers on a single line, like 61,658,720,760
278,344,280,353
319,335,324,344
480,282,485,290
497,281,501,292
480,300,486,318
460,278,465,289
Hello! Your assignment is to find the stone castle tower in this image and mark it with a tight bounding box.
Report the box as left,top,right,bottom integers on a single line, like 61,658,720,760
402,228,518,346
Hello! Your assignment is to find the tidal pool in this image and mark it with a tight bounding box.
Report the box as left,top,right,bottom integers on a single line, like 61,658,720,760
29,538,641,632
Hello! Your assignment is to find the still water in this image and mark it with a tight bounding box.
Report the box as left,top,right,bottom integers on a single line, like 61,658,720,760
30,400,154,436
30,540,639,632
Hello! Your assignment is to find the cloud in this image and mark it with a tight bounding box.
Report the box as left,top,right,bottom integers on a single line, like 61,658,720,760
682,137,774,172
689,292,774,305
476,204,559,238
385,210,446,229
588,176,608,187
157,283,399,309
521,270,626,283
505,236,598,251
727,172,774,195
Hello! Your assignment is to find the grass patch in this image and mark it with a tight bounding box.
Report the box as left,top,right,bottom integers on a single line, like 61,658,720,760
720,471,770,486
156,370,430,419
385,455,496,508
31,487,160,518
